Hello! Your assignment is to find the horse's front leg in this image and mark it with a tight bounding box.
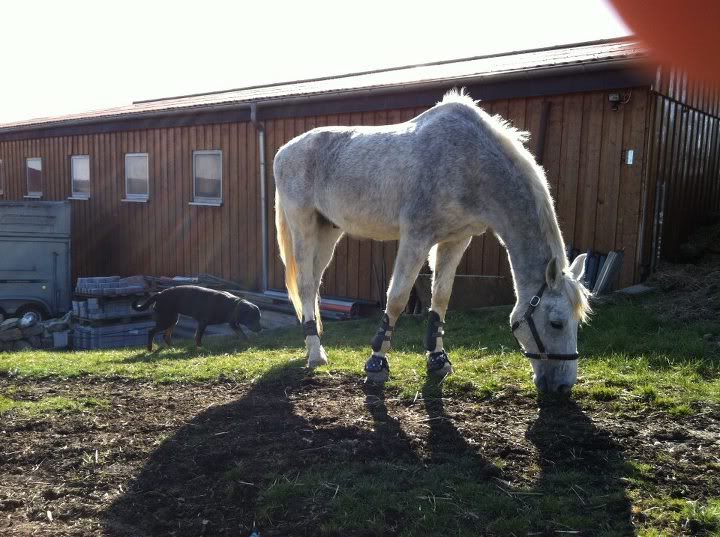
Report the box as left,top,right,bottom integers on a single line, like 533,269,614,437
425,237,472,376
365,237,431,382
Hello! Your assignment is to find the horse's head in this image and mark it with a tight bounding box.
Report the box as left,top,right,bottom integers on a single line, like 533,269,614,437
510,254,590,394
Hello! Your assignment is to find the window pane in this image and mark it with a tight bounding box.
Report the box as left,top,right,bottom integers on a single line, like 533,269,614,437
27,158,42,194
194,153,221,199
126,155,149,197
72,156,90,195
72,157,89,180
74,179,90,195
127,178,149,196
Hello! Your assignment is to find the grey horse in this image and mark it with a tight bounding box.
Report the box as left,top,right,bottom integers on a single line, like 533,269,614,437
273,89,590,393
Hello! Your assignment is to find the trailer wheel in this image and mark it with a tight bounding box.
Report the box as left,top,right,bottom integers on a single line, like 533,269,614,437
16,304,49,321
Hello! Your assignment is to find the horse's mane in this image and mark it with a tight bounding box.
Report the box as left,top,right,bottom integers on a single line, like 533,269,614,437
439,89,591,322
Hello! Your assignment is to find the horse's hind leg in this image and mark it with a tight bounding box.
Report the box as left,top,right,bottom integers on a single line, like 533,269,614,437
366,236,432,382
425,237,472,376
291,212,342,368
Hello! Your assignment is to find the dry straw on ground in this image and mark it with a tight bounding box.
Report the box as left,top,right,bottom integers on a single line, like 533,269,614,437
648,222,720,323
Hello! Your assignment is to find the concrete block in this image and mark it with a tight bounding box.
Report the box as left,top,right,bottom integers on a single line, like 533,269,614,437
52,331,69,348
21,324,44,338
13,340,33,351
0,328,22,342
0,318,19,331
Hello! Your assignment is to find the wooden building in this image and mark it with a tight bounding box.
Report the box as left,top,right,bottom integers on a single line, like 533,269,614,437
1,38,719,306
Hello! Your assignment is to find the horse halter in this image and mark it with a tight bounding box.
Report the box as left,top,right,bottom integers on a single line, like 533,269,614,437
511,282,579,361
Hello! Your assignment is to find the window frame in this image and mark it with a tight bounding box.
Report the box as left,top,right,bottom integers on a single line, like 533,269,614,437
191,150,223,206
70,154,91,200
25,157,43,198
124,152,150,202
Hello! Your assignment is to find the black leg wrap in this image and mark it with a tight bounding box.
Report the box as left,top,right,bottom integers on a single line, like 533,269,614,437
425,310,445,352
364,354,389,374
370,313,394,352
302,319,318,337
427,350,452,373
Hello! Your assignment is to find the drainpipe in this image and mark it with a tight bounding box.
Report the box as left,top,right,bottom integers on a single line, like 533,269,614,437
250,104,268,291
535,101,551,165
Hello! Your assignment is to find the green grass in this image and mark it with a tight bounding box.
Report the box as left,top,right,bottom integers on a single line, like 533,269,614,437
635,497,720,537
1,299,718,410
0,393,108,416
247,459,633,536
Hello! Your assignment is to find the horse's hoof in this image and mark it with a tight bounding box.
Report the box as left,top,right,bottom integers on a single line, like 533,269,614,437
364,354,389,383
306,347,329,368
307,356,329,368
427,350,453,376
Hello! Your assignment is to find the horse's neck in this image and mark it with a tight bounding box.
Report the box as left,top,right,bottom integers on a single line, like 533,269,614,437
498,220,556,303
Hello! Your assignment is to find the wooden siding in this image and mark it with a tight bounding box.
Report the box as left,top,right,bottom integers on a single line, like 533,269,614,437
0,125,262,289
0,87,653,303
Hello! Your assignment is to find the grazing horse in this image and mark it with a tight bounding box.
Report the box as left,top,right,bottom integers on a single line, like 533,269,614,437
273,89,590,393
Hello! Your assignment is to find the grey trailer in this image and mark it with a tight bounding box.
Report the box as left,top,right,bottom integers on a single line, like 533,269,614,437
0,201,71,320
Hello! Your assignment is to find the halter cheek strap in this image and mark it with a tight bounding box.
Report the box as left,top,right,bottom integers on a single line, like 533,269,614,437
511,283,579,361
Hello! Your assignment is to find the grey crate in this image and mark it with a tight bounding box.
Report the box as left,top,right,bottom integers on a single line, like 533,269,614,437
76,296,151,321
73,320,154,349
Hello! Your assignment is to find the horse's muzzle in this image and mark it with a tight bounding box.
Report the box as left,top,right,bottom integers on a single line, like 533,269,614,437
534,374,575,394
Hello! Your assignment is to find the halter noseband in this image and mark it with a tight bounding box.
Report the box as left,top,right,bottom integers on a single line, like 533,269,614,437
511,282,579,361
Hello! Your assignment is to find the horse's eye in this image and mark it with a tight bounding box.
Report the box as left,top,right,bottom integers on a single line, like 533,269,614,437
550,321,564,330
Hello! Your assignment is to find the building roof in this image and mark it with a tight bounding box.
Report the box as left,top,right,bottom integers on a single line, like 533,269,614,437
1,38,646,133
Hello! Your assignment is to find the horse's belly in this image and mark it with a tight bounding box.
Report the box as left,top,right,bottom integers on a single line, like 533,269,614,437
324,210,401,241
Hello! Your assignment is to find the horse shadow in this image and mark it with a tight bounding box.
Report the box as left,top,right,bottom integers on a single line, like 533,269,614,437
103,361,633,536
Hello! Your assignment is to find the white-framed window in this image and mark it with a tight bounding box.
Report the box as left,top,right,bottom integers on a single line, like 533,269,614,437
25,157,42,198
70,155,90,199
192,150,222,205
124,153,149,201
0,159,4,196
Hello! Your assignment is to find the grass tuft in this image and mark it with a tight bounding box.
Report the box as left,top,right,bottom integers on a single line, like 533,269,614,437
0,394,107,416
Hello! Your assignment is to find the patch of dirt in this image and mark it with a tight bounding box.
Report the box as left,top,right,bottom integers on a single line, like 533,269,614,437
1,374,719,536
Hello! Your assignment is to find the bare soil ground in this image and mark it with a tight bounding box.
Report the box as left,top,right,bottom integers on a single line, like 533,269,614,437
1,373,718,536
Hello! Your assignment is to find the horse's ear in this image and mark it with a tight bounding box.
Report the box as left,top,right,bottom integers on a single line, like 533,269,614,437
569,253,587,282
545,257,562,290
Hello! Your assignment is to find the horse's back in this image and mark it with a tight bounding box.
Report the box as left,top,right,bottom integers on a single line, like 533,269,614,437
274,122,417,202
272,100,524,240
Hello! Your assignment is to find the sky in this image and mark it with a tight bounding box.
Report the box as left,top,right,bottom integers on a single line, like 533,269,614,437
0,0,630,125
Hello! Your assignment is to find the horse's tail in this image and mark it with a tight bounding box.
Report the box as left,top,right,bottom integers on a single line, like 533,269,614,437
275,189,314,330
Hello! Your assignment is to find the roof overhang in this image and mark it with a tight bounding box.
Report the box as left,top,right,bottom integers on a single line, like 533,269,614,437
0,53,653,141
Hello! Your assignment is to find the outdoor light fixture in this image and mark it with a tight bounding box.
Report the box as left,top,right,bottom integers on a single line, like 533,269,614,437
608,91,631,111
